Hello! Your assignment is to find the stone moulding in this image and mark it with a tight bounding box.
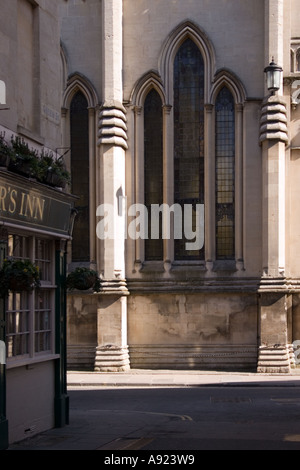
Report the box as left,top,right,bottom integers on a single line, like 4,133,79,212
260,96,288,144
67,345,96,371
129,344,258,371
257,345,292,374
98,100,128,150
94,345,130,372
99,278,130,296
127,277,260,294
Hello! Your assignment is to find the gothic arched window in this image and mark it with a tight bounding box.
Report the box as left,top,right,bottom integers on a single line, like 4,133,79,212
215,86,235,260
70,91,90,262
144,89,164,261
174,38,205,260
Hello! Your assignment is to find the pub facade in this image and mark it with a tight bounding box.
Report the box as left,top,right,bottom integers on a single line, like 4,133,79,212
0,0,74,448
3,0,300,448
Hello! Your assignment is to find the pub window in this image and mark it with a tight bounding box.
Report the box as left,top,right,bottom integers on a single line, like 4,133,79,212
144,89,164,261
174,38,205,261
6,234,55,360
70,91,90,262
215,86,235,260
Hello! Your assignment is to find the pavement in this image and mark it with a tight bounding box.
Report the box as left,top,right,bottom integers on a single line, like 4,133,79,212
67,368,300,388
8,369,300,451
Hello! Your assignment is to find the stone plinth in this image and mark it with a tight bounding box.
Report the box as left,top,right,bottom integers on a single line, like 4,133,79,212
95,294,130,372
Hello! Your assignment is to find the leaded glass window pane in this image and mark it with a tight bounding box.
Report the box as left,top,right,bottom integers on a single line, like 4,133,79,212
215,87,235,260
174,38,205,260
70,91,90,262
144,89,163,261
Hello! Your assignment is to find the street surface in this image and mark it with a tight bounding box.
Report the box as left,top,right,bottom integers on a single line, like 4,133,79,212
9,381,300,451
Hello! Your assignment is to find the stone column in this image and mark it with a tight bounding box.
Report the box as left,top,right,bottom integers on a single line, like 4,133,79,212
258,97,290,372
95,0,130,371
257,0,292,373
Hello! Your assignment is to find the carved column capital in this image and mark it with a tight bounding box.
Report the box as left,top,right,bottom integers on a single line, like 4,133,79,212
260,96,288,144
98,101,128,150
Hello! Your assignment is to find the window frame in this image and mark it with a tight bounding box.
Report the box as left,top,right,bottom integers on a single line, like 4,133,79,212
173,38,205,262
131,26,245,272
144,88,164,262
70,90,91,263
6,231,58,369
215,86,236,261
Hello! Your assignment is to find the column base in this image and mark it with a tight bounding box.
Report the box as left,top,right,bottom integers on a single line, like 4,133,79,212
257,345,291,374
288,343,296,369
94,345,130,372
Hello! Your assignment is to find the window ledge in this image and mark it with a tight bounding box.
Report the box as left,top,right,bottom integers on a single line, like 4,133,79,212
212,260,237,272
6,354,60,370
140,262,165,273
170,262,206,273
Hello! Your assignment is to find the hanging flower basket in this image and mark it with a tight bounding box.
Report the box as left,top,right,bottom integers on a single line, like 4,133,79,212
38,150,71,188
45,170,67,189
0,259,41,297
66,268,101,292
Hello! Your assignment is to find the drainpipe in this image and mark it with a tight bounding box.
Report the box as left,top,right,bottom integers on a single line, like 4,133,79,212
54,240,69,428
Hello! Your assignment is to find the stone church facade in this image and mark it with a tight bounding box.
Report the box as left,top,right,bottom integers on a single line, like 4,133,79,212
60,0,300,373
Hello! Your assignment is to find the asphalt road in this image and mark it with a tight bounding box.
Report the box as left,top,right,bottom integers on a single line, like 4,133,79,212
10,384,300,451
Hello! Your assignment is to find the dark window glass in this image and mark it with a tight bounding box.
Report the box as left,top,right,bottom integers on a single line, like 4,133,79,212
215,87,235,260
70,92,90,262
297,50,300,72
174,38,205,260
144,89,163,261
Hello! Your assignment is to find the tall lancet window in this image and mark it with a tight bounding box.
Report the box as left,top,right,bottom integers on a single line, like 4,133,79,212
144,89,163,261
215,87,235,260
70,91,90,262
174,38,205,260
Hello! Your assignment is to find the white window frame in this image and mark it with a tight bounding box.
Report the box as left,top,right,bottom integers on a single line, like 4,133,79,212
6,231,59,369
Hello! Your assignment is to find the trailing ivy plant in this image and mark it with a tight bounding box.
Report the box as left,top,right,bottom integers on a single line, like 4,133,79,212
0,135,71,189
38,149,71,188
9,136,39,177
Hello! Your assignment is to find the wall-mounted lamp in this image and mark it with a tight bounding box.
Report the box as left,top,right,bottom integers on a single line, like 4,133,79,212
68,208,78,238
264,58,283,95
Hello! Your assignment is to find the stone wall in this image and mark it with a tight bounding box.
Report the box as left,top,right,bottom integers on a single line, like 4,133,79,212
127,293,258,371
67,293,98,370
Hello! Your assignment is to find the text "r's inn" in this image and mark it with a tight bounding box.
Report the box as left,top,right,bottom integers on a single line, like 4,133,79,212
0,185,46,222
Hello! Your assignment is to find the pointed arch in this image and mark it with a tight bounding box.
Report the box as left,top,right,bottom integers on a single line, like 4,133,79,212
215,86,236,261
144,88,164,261
173,37,205,260
210,69,247,105
61,73,98,265
63,72,99,110
130,70,166,108
211,73,245,267
159,20,216,103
